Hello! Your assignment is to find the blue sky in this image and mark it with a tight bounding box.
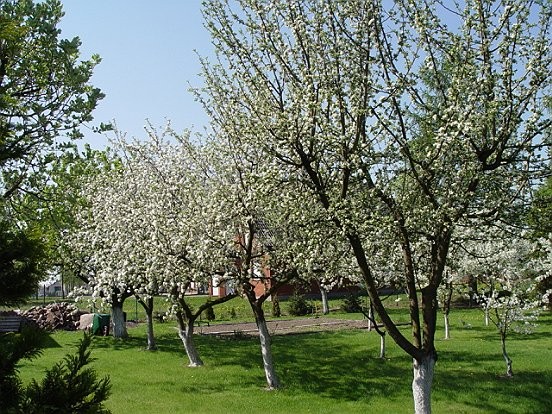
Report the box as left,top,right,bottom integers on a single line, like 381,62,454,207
59,0,213,148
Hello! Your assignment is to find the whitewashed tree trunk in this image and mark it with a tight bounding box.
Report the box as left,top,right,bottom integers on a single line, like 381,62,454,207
178,320,203,367
484,307,489,326
412,355,436,414
379,332,386,359
444,313,450,340
368,305,373,331
257,318,280,389
320,286,329,315
111,304,128,339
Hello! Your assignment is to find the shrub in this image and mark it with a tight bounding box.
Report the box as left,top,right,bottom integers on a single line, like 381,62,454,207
204,305,216,322
0,326,45,412
22,333,111,413
341,294,362,313
0,329,111,414
287,293,314,316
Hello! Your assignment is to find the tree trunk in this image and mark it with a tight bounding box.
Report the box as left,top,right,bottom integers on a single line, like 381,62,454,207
320,286,329,315
145,307,157,351
484,307,489,326
138,296,157,350
501,332,513,377
111,303,128,339
379,331,386,359
443,279,452,340
412,354,436,414
368,302,373,331
256,316,280,390
178,319,203,367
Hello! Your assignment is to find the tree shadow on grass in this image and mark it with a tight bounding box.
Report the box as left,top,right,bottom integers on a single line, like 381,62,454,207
435,349,552,413
38,333,62,349
86,323,552,412
271,332,552,412
89,328,264,370
273,331,412,402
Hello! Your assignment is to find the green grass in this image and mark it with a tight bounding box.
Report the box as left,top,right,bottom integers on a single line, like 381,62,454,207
14,306,552,413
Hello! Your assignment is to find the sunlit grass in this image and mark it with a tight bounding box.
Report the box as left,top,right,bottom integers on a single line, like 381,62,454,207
15,306,552,413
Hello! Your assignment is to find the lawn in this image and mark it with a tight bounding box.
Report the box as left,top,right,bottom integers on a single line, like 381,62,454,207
15,300,552,414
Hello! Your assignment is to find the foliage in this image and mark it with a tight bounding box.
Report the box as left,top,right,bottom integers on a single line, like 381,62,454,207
0,220,44,306
535,238,552,308
22,333,111,414
0,326,46,412
1,329,111,413
0,0,103,311
199,0,550,409
527,176,552,239
340,294,362,314
0,0,104,200
203,302,216,322
287,293,313,317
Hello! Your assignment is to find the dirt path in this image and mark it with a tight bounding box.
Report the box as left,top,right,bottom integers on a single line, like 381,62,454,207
195,317,370,336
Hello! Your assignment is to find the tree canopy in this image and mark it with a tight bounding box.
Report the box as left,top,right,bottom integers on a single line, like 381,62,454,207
0,0,103,305
198,0,551,412
0,0,104,200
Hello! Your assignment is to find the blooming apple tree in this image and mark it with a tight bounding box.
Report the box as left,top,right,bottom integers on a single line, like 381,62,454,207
457,234,548,377
200,136,330,388
199,0,551,412
70,125,237,358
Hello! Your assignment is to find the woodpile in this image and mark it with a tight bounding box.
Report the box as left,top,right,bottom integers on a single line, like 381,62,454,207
22,302,85,331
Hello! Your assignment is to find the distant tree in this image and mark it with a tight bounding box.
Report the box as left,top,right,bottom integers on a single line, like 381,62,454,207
459,236,545,377
70,127,237,356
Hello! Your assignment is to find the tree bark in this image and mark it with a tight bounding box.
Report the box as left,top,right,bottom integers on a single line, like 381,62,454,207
367,301,373,331
412,354,436,414
178,319,203,367
137,296,157,350
111,302,128,339
256,315,280,390
379,331,386,359
246,290,280,390
320,286,329,315
443,279,452,340
501,332,513,377
145,310,156,350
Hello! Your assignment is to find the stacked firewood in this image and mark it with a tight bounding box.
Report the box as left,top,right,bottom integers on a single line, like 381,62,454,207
22,302,84,331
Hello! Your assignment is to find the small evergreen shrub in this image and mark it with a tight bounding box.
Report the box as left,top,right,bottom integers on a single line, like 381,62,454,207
341,294,362,313
204,305,216,322
22,333,112,413
0,329,111,414
287,293,314,316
